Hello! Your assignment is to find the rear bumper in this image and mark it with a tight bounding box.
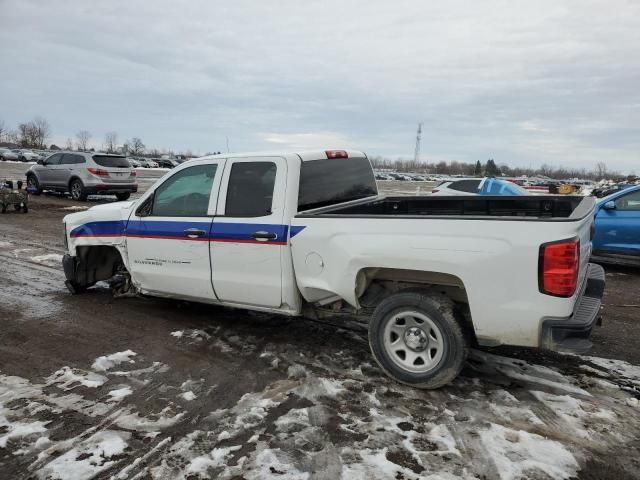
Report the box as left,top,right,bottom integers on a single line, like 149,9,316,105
85,184,138,195
540,263,605,354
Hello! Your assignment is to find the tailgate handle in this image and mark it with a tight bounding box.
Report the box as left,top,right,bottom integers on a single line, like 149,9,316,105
250,231,277,241
184,228,206,238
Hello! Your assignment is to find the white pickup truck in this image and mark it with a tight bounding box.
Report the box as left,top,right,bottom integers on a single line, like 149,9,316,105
62,150,605,388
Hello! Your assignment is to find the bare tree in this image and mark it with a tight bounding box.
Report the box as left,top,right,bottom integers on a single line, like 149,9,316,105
65,138,74,150
76,130,91,151
32,117,51,149
0,120,5,142
6,129,19,145
595,162,607,180
104,131,118,153
127,137,145,156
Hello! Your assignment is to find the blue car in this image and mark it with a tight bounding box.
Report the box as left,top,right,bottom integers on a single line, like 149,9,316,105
592,185,640,264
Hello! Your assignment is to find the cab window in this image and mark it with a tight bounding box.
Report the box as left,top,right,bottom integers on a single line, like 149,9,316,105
225,162,276,217
152,164,217,217
615,190,640,211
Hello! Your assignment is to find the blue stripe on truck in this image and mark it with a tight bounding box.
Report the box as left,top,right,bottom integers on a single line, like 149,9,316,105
70,220,306,244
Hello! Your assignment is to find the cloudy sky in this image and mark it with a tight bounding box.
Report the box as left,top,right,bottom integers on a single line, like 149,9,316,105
1,0,639,172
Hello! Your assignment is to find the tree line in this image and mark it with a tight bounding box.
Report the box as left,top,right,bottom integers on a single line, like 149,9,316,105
369,156,629,181
0,117,195,159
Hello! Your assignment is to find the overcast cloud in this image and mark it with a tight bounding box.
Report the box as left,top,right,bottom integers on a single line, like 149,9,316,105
1,0,639,171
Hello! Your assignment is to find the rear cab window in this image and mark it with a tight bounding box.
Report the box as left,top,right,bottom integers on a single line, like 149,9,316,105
449,180,481,193
298,157,377,211
92,155,130,168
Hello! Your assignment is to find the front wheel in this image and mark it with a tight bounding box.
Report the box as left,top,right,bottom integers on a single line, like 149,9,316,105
368,291,468,389
115,192,130,201
70,179,87,201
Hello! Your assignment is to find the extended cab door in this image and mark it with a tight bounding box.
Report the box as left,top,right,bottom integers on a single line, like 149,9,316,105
211,157,287,308
126,159,225,300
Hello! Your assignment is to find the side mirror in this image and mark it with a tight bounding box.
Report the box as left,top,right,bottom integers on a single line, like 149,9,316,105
37,159,44,165
603,201,616,210
136,193,154,217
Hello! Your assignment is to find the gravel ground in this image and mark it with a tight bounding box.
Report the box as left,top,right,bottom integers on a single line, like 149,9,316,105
1,162,640,480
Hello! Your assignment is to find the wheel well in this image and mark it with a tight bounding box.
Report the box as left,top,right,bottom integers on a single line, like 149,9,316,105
72,246,125,287
68,176,81,188
356,267,476,345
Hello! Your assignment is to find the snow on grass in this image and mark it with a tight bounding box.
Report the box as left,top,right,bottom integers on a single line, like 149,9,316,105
46,367,107,390
91,350,137,372
36,430,130,480
29,253,63,266
108,386,133,402
479,423,578,480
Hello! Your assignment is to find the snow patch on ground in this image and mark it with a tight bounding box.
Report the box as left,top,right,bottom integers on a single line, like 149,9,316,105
29,253,63,266
480,423,578,480
61,206,89,210
36,430,130,480
46,367,107,390
108,386,133,402
92,350,137,371
180,391,197,401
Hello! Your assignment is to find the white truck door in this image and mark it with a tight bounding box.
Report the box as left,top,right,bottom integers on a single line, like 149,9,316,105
126,159,224,300
211,156,287,308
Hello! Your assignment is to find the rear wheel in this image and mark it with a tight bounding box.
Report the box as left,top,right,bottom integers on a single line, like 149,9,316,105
26,174,42,195
70,179,87,201
115,192,131,201
0,155,5,161
368,291,468,389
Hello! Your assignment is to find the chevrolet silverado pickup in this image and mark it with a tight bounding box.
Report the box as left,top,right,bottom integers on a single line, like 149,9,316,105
62,150,605,388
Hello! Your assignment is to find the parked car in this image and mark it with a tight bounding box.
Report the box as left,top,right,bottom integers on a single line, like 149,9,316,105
26,152,138,201
592,185,640,264
127,158,141,168
139,158,159,168
0,147,19,161
156,159,180,169
592,183,635,199
431,177,529,196
12,149,41,162
62,149,603,389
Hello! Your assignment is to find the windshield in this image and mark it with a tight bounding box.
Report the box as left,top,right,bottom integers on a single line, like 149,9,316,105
298,157,378,211
92,155,130,168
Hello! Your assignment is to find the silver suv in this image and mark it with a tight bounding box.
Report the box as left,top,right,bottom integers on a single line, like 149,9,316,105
26,152,138,201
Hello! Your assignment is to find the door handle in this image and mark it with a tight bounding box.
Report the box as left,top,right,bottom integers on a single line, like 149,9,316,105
250,231,277,241
184,228,206,238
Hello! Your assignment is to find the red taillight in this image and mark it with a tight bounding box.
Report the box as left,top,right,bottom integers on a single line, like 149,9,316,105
87,167,109,177
539,239,579,297
431,189,439,193
325,150,348,159
130,169,136,177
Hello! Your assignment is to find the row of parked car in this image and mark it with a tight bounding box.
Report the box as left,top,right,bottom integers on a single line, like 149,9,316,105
0,148,48,162
127,157,184,169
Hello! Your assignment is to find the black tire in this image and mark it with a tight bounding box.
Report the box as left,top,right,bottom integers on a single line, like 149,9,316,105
26,174,42,195
1,204,6,214
115,192,130,201
14,204,21,212
22,204,28,213
0,155,5,161
70,179,87,201
368,291,468,389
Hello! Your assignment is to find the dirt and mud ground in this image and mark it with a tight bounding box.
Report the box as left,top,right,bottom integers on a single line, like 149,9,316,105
1,163,640,479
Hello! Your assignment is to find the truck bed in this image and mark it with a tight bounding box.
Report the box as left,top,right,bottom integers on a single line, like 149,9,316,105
297,195,592,220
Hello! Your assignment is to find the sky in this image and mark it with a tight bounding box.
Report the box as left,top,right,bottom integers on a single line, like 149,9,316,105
1,0,639,172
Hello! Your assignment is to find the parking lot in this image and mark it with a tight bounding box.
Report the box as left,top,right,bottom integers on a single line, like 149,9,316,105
1,163,640,479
